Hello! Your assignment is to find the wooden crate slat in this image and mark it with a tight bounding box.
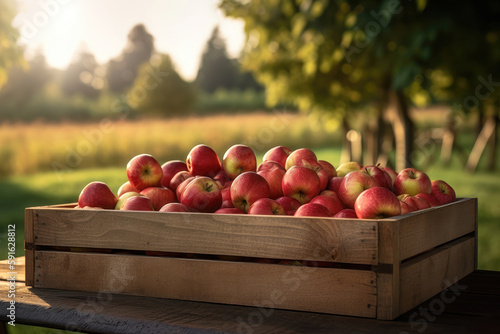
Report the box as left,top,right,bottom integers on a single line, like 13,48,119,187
30,207,378,265
24,208,35,286
34,251,378,318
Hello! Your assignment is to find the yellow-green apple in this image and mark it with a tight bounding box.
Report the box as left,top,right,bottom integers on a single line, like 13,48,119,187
295,158,329,191
169,171,192,194
337,171,379,209
120,196,154,211
117,181,139,197
175,176,196,202
78,181,117,209
382,166,397,188
220,187,233,208
336,161,362,177
415,193,441,207
115,191,142,210
126,154,163,191
285,148,317,170
257,161,286,199
333,209,358,218
248,198,286,215
294,203,331,217
362,165,390,189
186,144,221,177
318,160,337,179
180,177,222,213
160,160,188,188
159,203,190,212
222,144,257,179
263,146,292,168
231,172,271,213
354,187,401,219
215,207,245,214
275,196,301,215
282,166,321,204
310,195,344,216
431,180,456,204
393,168,432,196
140,186,176,211
327,176,344,193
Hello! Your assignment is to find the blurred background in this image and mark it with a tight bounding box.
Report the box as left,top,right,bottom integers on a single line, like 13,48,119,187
0,1,499,330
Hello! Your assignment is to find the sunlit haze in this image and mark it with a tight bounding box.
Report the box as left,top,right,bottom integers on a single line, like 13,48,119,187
12,0,245,80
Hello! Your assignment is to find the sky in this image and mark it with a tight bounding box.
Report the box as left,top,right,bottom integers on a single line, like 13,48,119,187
12,0,246,80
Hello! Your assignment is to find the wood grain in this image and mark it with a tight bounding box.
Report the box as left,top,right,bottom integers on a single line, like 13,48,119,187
24,208,34,286
29,206,378,264
0,257,25,282
34,251,377,318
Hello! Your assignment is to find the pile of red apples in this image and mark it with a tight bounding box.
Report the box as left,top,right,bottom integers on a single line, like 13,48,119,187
77,144,456,219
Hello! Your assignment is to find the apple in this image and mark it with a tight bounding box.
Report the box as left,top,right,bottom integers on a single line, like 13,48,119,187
354,187,401,219
362,165,390,189
411,196,431,210
336,161,362,177
263,146,292,168
175,176,196,202
275,196,301,215
399,200,417,215
337,171,379,209
140,186,176,211
415,193,441,207
214,170,231,189
319,190,339,198
333,209,358,218
126,154,163,191
285,148,317,170
382,166,398,188
310,195,344,216
115,191,142,210
431,180,456,205
231,172,271,213
257,161,286,199
215,207,245,214
186,144,221,177
294,203,332,218
159,203,190,212
78,181,117,209
393,168,432,196
181,177,222,213
222,144,257,179
160,160,188,188
318,160,337,179
294,158,329,191
117,181,139,198
282,166,321,204
169,171,192,194
120,196,154,211
220,187,233,208
327,176,344,193
248,198,286,215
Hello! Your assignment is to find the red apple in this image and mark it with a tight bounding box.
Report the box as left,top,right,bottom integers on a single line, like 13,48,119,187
399,200,417,215
310,195,344,216
186,144,221,177
336,161,362,177
382,166,398,188
327,176,344,193
222,144,257,179
257,161,286,199
120,196,154,211
220,187,233,208
78,181,117,210
175,176,196,202
318,160,337,179
319,190,339,198
115,191,142,210
126,154,163,191
160,160,188,188
117,181,139,198
294,203,332,217
337,171,379,209
181,177,222,213
354,187,401,219
333,209,358,219
231,172,271,213
275,196,301,215
159,203,190,212
214,170,231,189
362,165,390,189
415,193,441,207
431,180,456,205
282,166,321,204
215,207,245,214
285,148,317,170
248,198,286,216
263,146,292,168
169,171,192,194
294,158,329,191
140,186,176,211
393,168,432,196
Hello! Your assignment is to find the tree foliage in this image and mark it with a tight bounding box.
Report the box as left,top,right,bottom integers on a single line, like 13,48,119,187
61,50,102,99
0,0,24,90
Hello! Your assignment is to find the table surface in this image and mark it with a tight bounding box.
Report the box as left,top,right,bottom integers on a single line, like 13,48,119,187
1,257,499,334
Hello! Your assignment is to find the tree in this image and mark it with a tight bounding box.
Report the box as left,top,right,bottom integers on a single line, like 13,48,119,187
0,0,24,90
61,50,102,99
107,24,154,93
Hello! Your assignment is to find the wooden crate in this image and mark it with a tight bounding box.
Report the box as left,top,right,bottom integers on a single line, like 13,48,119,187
24,198,477,320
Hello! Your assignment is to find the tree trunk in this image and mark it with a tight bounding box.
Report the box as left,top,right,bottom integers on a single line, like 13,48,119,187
387,90,414,171
487,110,498,171
466,110,496,172
340,118,352,163
363,109,384,166
440,108,456,166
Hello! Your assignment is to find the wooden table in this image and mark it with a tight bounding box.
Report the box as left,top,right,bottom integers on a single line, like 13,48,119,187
1,257,499,333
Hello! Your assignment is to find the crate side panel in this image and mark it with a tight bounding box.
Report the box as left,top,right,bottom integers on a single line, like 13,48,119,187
399,236,475,315
34,251,377,317
398,198,476,261
32,208,378,264
24,208,35,286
